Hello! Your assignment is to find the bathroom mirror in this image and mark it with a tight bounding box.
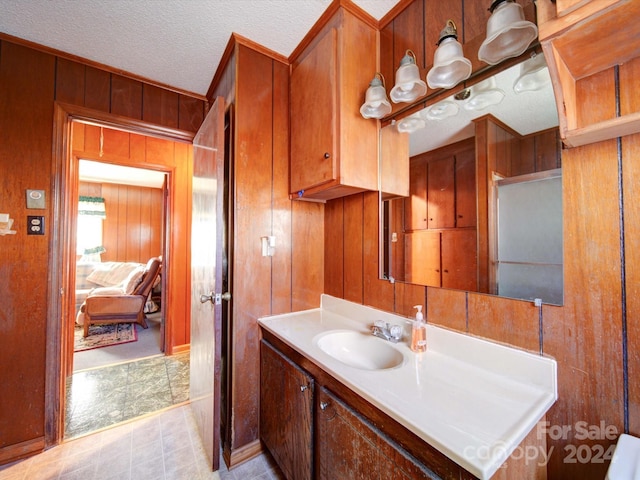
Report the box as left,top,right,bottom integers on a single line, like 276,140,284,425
380,54,564,305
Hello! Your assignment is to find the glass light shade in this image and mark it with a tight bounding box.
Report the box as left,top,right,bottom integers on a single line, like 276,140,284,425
513,52,550,93
478,0,538,65
396,115,426,133
424,100,459,120
390,51,427,103
427,21,472,89
464,77,505,111
360,75,392,119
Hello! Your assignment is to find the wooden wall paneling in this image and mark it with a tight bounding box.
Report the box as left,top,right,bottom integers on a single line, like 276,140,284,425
575,67,616,130
621,57,640,434
143,84,179,129
362,191,394,311
324,198,344,298
454,140,476,227
102,127,131,159
130,130,147,162
343,194,364,303
543,140,623,479
144,136,176,168
271,60,292,315
536,129,562,171
83,124,101,155
72,122,85,151
515,135,536,176
622,133,640,435
424,0,462,72
425,287,467,332
168,141,192,349
389,0,425,116
0,40,55,456
394,281,426,319
391,198,405,281
111,74,143,119
84,66,111,112
379,23,394,107
178,94,205,133
467,293,539,352
55,57,85,105
474,118,490,293
125,186,142,261
292,201,325,311
232,45,275,449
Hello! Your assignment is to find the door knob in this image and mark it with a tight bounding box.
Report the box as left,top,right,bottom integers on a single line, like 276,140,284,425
200,292,231,304
200,292,214,304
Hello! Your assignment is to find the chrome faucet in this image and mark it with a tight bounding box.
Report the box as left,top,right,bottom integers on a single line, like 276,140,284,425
371,320,402,343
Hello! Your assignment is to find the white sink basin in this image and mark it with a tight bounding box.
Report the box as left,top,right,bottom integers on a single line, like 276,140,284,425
315,330,405,371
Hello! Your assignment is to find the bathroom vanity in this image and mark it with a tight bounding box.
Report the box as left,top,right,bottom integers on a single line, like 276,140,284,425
258,295,557,480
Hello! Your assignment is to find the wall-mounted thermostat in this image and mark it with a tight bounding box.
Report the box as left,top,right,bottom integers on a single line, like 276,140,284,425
26,189,46,209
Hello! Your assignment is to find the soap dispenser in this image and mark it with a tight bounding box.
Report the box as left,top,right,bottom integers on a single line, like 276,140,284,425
410,305,427,353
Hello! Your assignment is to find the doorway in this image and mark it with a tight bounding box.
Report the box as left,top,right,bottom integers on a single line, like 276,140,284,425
51,110,196,443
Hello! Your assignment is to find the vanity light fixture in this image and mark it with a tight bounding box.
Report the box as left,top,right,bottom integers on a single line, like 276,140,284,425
426,20,472,90
360,73,392,119
513,52,550,94
463,77,505,111
424,100,459,121
478,0,538,65
396,113,426,133
390,50,427,103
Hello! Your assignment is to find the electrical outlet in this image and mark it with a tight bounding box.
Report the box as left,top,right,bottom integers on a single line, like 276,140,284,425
27,216,45,235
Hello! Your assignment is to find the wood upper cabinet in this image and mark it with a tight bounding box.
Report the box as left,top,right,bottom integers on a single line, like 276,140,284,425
316,387,438,480
441,229,477,291
260,340,313,480
290,5,378,201
538,0,640,147
406,137,476,232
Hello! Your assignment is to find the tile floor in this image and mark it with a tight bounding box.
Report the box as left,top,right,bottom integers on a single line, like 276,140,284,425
65,353,190,439
0,405,284,480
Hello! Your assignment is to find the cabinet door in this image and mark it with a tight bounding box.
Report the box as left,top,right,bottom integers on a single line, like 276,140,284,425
405,231,441,287
455,145,476,228
405,160,427,231
441,229,477,291
290,28,338,194
260,340,314,480
427,156,455,229
317,387,438,480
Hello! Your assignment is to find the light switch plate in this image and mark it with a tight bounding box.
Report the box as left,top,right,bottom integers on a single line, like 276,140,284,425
26,189,46,209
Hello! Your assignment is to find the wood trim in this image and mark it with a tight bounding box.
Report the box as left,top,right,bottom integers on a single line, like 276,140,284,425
206,33,288,101
0,32,206,100
378,0,415,29
47,102,194,448
222,439,263,469
166,343,190,355
0,437,45,464
55,102,195,143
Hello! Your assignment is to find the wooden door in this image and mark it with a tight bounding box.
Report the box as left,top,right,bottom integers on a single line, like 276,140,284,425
190,97,225,471
260,340,314,480
441,229,477,291
406,160,427,231
427,156,455,229
454,144,476,228
405,230,441,287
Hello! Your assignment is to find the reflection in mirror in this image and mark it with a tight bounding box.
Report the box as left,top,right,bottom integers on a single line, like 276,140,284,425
381,53,564,305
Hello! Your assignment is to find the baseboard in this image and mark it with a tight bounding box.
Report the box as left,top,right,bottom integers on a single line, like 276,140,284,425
222,439,263,470
0,436,45,466
167,343,190,355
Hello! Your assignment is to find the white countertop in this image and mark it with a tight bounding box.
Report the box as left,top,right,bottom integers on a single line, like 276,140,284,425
258,295,557,480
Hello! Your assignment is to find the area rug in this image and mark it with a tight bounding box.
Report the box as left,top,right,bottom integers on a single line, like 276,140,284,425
74,323,138,352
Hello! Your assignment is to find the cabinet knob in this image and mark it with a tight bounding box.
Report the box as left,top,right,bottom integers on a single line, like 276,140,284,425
323,152,330,159
320,401,330,410
444,269,449,273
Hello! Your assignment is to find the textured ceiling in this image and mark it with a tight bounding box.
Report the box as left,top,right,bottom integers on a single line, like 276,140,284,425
0,0,400,96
